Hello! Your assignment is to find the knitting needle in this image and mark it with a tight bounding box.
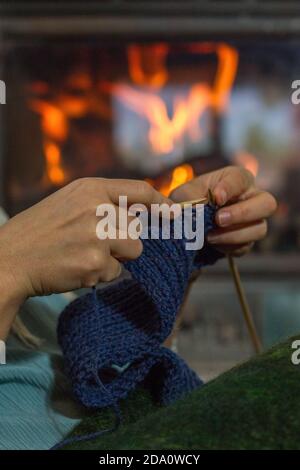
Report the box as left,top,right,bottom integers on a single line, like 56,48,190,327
207,188,262,354
227,255,262,354
179,197,208,208
178,192,263,352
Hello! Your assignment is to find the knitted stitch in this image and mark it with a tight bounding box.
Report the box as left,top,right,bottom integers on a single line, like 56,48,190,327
57,205,221,411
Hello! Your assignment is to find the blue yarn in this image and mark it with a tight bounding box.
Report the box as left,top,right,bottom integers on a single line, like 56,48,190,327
53,205,221,449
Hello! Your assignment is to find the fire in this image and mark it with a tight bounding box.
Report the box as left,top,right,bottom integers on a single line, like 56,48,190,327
30,100,68,142
28,42,239,188
116,43,239,156
30,100,67,185
159,164,194,196
44,142,65,185
127,44,169,88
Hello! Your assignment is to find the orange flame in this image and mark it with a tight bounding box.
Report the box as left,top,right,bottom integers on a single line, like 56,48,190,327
30,100,67,185
30,100,68,142
29,42,239,188
44,142,65,185
159,164,194,196
116,43,239,155
127,44,169,88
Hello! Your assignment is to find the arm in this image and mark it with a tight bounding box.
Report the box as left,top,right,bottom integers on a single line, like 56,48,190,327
0,274,23,340
0,177,171,340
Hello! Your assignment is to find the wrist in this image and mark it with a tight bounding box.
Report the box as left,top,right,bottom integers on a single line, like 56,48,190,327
0,224,32,303
0,274,25,339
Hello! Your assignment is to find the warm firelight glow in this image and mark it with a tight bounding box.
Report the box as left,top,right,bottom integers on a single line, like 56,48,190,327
127,44,169,88
159,164,194,196
44,142,65,185
30,100,68,185
29,42,239,187
30,100,68,142
116,43,239,155
234,150,259,177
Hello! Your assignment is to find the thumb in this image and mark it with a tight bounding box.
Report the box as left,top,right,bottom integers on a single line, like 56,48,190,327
212,167,254,206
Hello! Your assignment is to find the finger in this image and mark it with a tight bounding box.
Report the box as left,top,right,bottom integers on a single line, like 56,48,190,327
83,254,122,286
110,236,143,261
207,220,267,245
214,242,254,257
212,166,255,206
96,203,140,232
170,178,207,202
98,256,122,282
103,179,172,208
216,191,277,227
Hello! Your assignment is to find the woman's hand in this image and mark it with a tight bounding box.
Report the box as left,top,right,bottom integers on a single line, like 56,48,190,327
0,177,170,304
170,166,277,257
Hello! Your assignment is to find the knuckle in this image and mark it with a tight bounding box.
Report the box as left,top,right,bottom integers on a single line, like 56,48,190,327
72,177,105,196
100,271,115,283
136,180,154,199
69,178,94,196
70,177,89,189
231,203,248,222
229,165,244,178
231,165,254,186
86,249,106,271
258,220,268,239
82,275,99,288
266,193,278,215
100,264,121,282
66,178,81,193
243,167,255,183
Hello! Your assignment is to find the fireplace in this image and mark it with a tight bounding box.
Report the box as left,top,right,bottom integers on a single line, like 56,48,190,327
0,3,299,257
1,1,300,376
2,40,239,210
1,32,300,254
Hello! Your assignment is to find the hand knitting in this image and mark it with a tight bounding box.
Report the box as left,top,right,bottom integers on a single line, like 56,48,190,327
57,204,222,410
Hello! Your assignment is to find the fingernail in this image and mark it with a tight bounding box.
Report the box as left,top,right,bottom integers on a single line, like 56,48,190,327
219,189,227,206
217,211,231,227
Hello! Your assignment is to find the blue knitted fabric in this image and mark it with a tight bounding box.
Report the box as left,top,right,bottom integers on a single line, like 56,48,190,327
57,205,221,410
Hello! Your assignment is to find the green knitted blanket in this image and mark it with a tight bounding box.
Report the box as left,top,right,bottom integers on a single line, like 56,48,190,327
62,335,300,450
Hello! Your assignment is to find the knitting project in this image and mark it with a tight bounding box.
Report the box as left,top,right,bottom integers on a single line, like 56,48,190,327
57,205,221,411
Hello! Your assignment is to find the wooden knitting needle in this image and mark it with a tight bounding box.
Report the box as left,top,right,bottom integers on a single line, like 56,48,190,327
227,255,262,354
179,190,262,354
179,197,208,208
207,188,262,354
